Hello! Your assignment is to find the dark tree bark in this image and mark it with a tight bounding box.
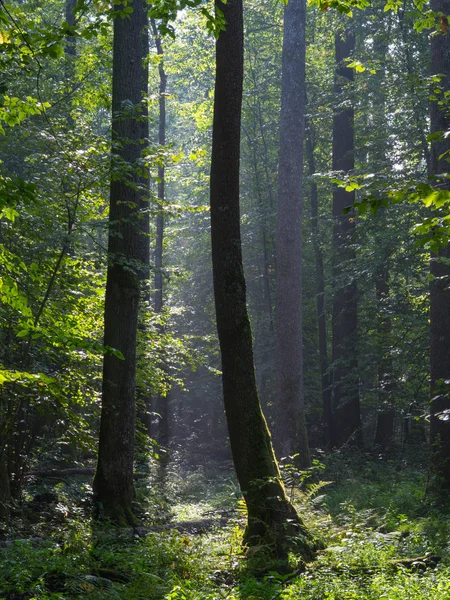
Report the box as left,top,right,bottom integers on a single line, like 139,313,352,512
275,0,310,467
330,28,362,449
93,0,149,525
305,113,331,448
404,404,427,446
374,410,394,447
210,0,315,559
429,0,450,487
0,455,10,520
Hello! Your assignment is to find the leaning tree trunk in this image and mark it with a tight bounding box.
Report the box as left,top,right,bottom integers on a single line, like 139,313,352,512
210,0,316,559
429,0,450,488
330,28,362,449
93,0,149,525
275,0,310,468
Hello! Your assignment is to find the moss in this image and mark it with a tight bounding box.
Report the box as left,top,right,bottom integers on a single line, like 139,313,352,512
95,497,136,527
242,476,321,562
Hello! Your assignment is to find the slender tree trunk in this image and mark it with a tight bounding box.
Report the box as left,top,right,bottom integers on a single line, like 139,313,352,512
330,28,362,449
0,454,10,520
371,32,395,448
242,117,274,405
150,19,171,454
429,0,450,487
210,0,315,559
151,19,166,319
246,130,273,327
64,0,77,134
65,0,77,73
374,259,395,447
93,0,149,525
305,114,331,447
274,0,310,467
398,9,431,171
152,23,170,459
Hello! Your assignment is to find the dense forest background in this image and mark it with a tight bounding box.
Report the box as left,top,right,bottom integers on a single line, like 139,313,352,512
0,0,450,597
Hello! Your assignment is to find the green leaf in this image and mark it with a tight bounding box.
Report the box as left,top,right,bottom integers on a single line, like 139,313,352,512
16,329,30,337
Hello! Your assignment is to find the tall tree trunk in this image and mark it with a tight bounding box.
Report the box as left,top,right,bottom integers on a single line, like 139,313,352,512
93,0,149,525
151,19,166,319
398,8,431,171
210,0,315,559
429,0,450,487
330,28,362,449
305,113,331,448
150,19,171,454
274,0,310,467
244,126,273,328
372,31,395,448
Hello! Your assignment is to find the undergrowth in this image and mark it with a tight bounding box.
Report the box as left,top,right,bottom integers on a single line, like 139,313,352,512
1,451,450,599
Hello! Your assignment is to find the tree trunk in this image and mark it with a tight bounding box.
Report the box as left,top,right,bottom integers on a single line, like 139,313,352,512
305,113,331,448
374,260,395,447
93,0,149,525
404,404,427,446
274,0,310,467
210,0,315,559
151,18,167,319
65,0,77,70
0,455,10,520
330,28,362,449
371,31,395,449
150,19,171,457
429,0,450,487
374,410,395,448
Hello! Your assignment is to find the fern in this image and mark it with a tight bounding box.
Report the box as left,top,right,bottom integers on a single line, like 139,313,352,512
73,574,122,599
305,480,333,501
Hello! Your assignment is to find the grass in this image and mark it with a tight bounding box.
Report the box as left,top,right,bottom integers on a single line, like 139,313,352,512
1,451,450,599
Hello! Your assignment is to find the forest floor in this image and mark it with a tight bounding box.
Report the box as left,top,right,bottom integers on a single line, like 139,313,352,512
1,448,450,599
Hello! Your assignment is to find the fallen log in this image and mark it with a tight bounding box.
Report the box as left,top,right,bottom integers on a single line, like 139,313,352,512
24,468,95,479
0,537,47,548
24,468,150,480
134,514,237,537
389,554,441,570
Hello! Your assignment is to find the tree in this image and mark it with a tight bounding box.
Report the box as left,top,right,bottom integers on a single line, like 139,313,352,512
150,18,171,451
330,26,362,448
65,0,77,78
429,0,450,487
93,0,149,524
370,25,395,448
305,110,331,447
274,0,310,467
209,0,315,558
0,453,10,520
